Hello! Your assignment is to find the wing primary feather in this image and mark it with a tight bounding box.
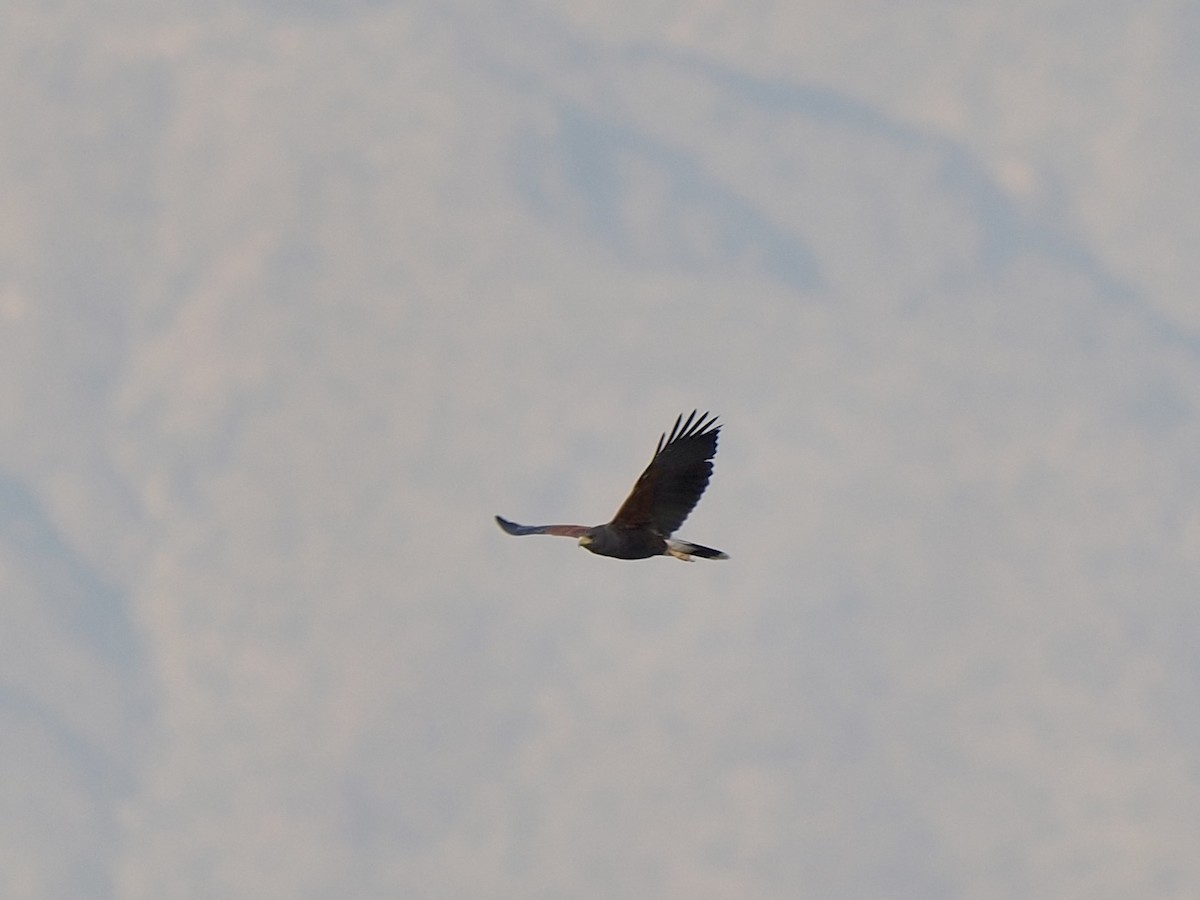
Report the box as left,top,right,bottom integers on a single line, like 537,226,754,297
679,409,697,439
654,409,716,459
658,412,683,455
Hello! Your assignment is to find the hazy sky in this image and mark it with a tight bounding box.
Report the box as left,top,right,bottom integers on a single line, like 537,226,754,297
3,2,1199,898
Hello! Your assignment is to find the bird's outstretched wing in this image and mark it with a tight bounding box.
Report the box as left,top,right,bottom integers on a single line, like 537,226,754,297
609,410,720,536
495,516,589,538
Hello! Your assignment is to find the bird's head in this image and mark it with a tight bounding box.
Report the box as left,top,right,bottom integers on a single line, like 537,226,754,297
578,526,605,553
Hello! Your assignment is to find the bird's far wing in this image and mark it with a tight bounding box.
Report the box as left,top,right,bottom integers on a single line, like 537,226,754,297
495,516,589,538
609,411,720,536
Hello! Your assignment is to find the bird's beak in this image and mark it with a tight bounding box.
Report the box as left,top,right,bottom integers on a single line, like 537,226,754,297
578,535,592,547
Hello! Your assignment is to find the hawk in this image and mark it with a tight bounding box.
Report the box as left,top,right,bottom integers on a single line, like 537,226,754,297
496,410,728,561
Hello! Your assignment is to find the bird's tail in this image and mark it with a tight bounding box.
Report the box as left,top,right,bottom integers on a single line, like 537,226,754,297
665,539,729,561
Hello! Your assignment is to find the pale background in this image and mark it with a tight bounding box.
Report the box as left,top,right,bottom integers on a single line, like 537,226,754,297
3,2,1199,897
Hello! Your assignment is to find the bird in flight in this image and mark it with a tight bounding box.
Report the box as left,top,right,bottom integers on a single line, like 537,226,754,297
496,410,728,561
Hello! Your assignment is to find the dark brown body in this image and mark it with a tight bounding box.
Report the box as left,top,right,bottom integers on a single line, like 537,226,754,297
579,525,667,559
